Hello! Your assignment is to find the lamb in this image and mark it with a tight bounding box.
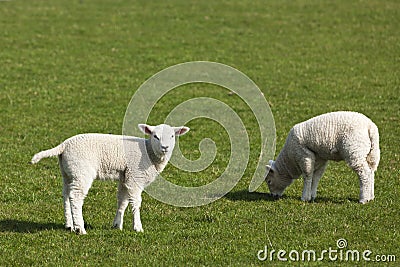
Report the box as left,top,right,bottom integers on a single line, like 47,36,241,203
30,123,190,234
265,111,380,204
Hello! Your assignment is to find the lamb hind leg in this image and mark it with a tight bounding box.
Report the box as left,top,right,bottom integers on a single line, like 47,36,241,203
59,159,73,231
353,163,374,204
344,135,375,203
68,174,95,235
346,154,374,204
69,195,86,234
62,177,73,231
113,183,130,230
370,171,375,200
359,166,375,204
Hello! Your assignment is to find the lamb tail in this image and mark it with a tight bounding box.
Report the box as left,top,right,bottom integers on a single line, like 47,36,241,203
30,143,65,164
367,123,380,171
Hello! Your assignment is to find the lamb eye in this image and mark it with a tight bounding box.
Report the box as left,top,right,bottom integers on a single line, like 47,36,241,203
171,135,174,138
267,180,272,185
153,135,160,140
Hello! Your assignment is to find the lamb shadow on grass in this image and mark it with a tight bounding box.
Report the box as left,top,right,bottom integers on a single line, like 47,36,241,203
225,190,359,204
0,219,96,233
0,219,76,233
225,190,276,202
306,196,360,204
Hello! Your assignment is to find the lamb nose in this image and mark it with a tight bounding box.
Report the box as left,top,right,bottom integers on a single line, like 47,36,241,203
161,145,169,150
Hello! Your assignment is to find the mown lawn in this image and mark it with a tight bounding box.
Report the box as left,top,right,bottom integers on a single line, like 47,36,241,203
1,0,399,266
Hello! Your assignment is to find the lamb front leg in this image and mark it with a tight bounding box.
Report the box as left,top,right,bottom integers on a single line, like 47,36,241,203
114,186,143,232
132,190,143,232
132,203,143,233
300,152,316,202
310,161,328,201
126,183,144,232
301,176,313,202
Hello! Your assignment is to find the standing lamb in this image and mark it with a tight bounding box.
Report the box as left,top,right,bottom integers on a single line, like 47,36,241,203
265,111,380,204
31,124,190,234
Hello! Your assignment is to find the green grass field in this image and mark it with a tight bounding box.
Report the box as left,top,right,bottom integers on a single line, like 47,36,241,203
1,0,399,266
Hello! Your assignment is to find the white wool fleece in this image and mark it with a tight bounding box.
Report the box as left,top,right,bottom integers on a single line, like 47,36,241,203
265,111,380,204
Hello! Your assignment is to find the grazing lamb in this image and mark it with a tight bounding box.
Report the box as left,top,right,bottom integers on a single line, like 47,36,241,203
31,124,190,234
265,111,380,204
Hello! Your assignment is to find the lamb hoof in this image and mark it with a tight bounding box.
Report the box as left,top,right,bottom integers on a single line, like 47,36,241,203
134,226,144,233
74,227,87,235
359,199,372,204
112,224,122,230
65,226,73,232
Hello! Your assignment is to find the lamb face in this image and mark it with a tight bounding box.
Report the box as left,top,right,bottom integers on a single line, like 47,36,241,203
265,171,285,198
138,124,190,158
264,161,293,198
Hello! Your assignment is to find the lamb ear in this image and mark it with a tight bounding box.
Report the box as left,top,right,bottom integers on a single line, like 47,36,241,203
266,165,274,173
266,160,276,173
138,124,155,135
269,160,275,166
173,126,190,136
